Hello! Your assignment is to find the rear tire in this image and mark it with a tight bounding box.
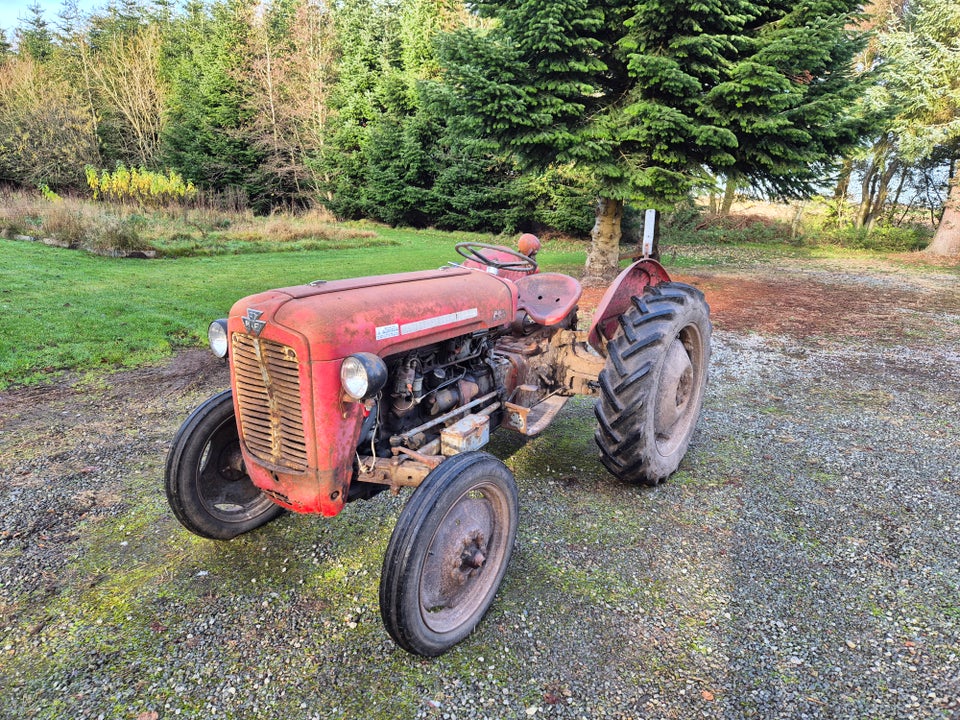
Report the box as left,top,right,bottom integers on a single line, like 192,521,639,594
165,389,284,540
379,452,518,657
594,282,711,485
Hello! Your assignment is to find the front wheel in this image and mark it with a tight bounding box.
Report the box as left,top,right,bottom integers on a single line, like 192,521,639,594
595,282,711,485
165,389,284,540
379,452,518,657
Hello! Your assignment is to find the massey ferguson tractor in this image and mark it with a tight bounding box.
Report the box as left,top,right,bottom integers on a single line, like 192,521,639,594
165,238,711,656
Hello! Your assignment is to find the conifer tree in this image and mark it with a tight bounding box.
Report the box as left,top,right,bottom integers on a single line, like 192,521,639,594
0,29,12,59
323,0,525,230
882,0,960,255
161,0,263,206
17,1,55,62
443,0,866,283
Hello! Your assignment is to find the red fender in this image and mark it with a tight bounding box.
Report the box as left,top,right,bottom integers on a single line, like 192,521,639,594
587,258,672,353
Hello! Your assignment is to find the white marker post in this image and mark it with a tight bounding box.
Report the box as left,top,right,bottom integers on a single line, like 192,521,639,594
642,209,657,258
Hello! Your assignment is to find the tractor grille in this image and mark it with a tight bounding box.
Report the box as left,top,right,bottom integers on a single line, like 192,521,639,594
231,334,309,472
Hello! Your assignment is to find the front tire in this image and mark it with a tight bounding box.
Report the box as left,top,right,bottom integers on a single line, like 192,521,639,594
165,389,284,540
379,452,518,657
595,282,711,485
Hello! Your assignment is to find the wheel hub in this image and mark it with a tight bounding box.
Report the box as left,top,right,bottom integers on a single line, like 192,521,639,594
419,496,497,626
218,445,246,481
655,338,693,438
456,533,487,579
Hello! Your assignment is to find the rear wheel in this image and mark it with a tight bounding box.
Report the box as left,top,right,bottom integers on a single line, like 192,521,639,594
165,389,284,540
595,282,711,485
380,452,518,657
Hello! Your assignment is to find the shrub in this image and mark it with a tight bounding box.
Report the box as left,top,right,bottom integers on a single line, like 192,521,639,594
86,164,197,207
38,183,62,202
816,224,932,252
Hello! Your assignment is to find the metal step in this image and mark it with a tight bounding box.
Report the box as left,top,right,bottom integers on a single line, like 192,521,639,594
504,394,570,437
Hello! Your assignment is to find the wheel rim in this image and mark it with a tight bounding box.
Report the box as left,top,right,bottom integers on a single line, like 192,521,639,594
197,417,276,523
418,482,512,634
654,324,705,457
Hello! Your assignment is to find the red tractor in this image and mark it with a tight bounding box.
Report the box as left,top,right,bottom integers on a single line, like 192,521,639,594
165,239,711,656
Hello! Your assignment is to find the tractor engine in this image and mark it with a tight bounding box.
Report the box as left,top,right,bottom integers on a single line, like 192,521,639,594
219,266,524,517
361,322,567,460
378,334,499,446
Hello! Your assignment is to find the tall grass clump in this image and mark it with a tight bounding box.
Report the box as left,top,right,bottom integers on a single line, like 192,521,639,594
86,214,149,254
40,200,91,247
0,190,148,253
0,191,42,238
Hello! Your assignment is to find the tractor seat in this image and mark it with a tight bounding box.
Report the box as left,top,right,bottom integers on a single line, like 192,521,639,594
515,273,582,326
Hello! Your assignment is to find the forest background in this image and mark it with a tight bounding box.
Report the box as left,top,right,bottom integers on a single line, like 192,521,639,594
1,0,959,271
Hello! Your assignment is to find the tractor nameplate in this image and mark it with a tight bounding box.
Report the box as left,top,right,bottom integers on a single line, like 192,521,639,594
376,324,400,341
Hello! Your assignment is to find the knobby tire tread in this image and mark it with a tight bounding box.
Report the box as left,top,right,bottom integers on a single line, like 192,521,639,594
594,283,711,485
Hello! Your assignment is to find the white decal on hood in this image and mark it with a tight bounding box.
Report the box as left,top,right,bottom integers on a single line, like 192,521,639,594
401,308,478,336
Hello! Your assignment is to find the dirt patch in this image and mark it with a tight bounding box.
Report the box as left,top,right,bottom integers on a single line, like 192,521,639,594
580,270,960,341
0,349,224,416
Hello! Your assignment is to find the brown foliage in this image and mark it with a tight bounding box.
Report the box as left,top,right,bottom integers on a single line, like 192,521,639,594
0,56,99,187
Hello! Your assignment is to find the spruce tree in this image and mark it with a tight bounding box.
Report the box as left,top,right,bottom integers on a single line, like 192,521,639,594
0,29,12,59
160,0,263,206
17,1,55,62
323,0,527,230
700,0,868,197
443,0,866,283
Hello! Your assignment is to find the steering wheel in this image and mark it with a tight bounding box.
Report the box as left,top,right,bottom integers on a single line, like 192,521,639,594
454,242,538,274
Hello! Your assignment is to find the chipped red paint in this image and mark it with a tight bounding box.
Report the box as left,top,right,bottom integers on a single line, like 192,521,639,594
587,259,671,351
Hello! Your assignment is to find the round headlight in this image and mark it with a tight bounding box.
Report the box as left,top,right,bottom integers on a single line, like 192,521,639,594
340,353,388,401
208,319,229,358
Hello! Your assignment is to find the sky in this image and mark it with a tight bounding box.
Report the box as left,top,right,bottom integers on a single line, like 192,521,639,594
0,0,105,34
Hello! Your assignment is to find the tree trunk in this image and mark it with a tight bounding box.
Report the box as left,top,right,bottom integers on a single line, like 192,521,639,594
888,166,909,225
833,158,852,201
926,163,960,256
855,161,877,229
582,196,623,287
720,177,737,215
865,159,900,232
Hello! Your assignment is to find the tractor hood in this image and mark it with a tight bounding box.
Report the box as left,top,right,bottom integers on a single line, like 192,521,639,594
228,266,518,361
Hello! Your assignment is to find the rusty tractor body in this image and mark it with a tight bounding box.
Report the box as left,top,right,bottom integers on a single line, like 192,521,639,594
165,241,711,656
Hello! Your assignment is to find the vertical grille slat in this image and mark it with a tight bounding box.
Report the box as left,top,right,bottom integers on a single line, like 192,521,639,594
232,334,309,472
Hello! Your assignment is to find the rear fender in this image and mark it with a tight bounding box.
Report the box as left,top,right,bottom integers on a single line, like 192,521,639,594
587,259,671,353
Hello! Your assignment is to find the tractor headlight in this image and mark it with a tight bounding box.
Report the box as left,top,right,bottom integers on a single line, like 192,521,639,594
208,319,229,358
341,353,388,401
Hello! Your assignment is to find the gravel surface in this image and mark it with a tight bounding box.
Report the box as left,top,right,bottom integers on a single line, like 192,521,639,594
0,259,958,720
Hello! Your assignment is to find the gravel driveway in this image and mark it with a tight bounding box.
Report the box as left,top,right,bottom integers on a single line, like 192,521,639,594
1,257,958,719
